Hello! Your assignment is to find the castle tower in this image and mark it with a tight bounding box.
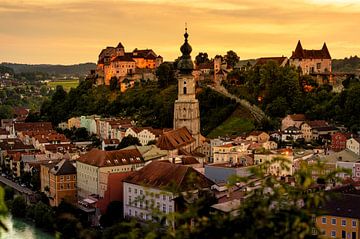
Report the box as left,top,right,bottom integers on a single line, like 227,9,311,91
173,28,201,148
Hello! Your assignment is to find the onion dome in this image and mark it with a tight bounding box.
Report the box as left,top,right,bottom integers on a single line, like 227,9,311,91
177,28,194,74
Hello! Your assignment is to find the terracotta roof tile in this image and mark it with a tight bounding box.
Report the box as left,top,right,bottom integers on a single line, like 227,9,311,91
156,127,195,150
123,161,214,191
77,148,143,167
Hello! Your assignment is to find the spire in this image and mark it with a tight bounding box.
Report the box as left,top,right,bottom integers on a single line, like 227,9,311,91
322,42,331,59
291,40,304,59
177,25,194,74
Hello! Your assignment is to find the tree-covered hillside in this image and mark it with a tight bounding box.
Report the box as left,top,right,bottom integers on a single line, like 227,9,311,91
39,80,237,136
332,56,360,72
0,62,96,76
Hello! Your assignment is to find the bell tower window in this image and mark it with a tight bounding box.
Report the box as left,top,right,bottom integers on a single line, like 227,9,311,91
183,87,187,95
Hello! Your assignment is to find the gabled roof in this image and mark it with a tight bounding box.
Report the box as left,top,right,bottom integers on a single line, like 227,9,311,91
123,161,214,191
156,127,195,150
103,139,120,145
116,42,124,49
320,193,360,219
254,57,287,66
0,128,9,135
14,122,53,132
112,55,135,62
77,148,143,167
287,114,306,121
350,137,360,144
284,126,300,131
290,40,331,59
0,138,34,151
248,131,266,137
196,62,213,70
50,159,76,176
305,120,329,128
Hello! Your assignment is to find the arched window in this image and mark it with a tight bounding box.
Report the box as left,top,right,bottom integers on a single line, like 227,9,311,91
183,87,187,94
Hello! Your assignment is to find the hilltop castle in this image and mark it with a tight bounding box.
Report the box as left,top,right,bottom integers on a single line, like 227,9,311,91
96,43,163,90
289,40,332,83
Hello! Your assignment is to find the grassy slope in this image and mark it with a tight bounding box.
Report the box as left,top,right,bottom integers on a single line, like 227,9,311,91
207,105,255,138
48,80,79,92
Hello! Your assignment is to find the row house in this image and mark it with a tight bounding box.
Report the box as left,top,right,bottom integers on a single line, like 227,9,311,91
68,117,81,129
76,148,145,200
281,126,303,142
80,115,99,135
212,142,251,164
40,159,77,207
281,114,306,131
13,122,53,136
347,138,360,155
301,120,338,142
254,149,294,176
125,127,166,146
332,132,352,152
316,193,360,239
98,118,132,140
32,133,70,151
245,131,270,143
314,149,360,181
123,161,214,222
18,130,55,145
0,138,34,168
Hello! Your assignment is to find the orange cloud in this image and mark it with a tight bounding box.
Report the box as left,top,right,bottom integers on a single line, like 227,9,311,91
0,0,359,64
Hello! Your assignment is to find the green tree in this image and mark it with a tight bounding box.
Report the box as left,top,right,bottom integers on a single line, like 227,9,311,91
195,52,210,65
100,201,124,227
109,77,119,91
225,50,240,68
0,105,13,119
11,195,27,218
117,135,141,149
33,201,54,230
156,62,176,88
0,187,8,233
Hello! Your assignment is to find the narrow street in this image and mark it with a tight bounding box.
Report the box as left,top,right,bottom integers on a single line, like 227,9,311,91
0,175,34,195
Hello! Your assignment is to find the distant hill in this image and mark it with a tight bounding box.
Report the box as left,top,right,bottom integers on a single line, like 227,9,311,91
332,56,360,73
0,62,96,76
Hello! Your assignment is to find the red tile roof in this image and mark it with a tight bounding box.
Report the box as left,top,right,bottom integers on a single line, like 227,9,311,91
14,122,53,132
123,161,214,191
254,57,287,66
288,114,306,121
77,148,143,167
103,139,120,145
306,120,329,128
156,127,195,150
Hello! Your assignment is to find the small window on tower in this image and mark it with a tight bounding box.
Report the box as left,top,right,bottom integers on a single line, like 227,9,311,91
184,81,186,85
183,87,187,94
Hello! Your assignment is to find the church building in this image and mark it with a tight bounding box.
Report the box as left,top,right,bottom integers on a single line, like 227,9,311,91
173,29,201,149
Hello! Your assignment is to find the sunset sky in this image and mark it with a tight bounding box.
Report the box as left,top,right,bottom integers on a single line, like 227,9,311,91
1,0,360,64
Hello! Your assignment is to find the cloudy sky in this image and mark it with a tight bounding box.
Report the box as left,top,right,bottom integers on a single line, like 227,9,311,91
1,0,359,64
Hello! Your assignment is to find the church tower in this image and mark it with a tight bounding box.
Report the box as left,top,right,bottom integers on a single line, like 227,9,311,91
174,28,201,148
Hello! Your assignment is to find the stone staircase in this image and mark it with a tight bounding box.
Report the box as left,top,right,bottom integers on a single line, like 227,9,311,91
208,84,268,123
